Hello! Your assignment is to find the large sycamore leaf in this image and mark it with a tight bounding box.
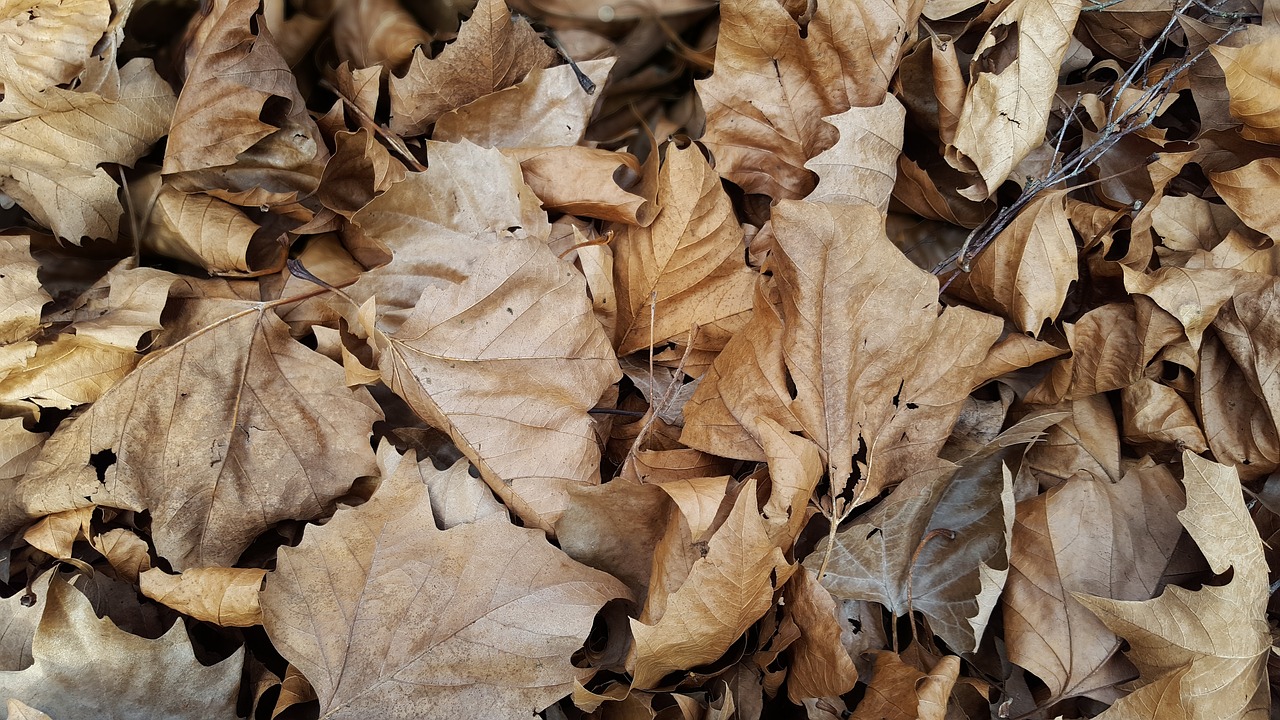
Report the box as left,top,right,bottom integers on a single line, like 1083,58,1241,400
696,0,923,200
684,201,1003,507
1003,463,1184,702
612,143,755,356
804,462,1013,654
163,0,327,204
0,59,174,242
0,578,242,720
1076,453,1271,719
629,479,793,689
13,298,381,570
949,0,1082,197
349,141,618,531
389,0,556,137
260,448,630,719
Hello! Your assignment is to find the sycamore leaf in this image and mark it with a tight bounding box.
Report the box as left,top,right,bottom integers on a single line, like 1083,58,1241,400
1003,463,1184,702
696,0,923,199
629,479,793,689
389,0,556,137
806,462,1013,654
140,567,266,628
13,298,381,570
259,448,630,719
163,0,327,206
850,651,960,720
949,0,1082,198
684,201,1003,507
0,236,47,345
0,59,174,242
508,146,652,225
805,95,907,212
432,59,615,149
1211,31,1280,144
0,578,242,720
612,142,755,356
1076,453,1271,719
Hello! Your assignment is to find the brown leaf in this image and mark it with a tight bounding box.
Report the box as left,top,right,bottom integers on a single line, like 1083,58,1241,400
805,96,907,212
332,0,431,74
612,143,755,356
1003,462,1184,702
260,448,629,719
850,650,960,720
1211,30,1280,144
509,146,652,225
948,0,1082,197
696,0,923,199
389,0,556,136
140,567,266,627
1076,453,1271,719
0,578,242,719
13,298,381,569
629,479,793,689
783,567,858,703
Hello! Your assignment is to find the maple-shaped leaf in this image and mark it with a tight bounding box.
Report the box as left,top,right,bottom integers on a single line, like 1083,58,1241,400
612,142,755,356
805,96,907,212
0,578,242,719
163,0,328,207
389,0,556,137
347,141,618,530
683,201,1003,507
1003,462,1184,702
0,59,174,242
0,236,48,345
696,0,923,200
629,478,793,689
259,448,630,719
1076,452,1271,719
805,461,1013,654
948,0,1082,198
432,59,615,149
12,297,381,569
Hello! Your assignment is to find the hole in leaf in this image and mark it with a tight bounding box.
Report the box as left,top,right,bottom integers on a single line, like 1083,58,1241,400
89,449,116,483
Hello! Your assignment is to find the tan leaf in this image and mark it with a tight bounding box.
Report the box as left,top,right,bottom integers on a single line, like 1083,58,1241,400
1027,303,1144,404
332,0,431,74
784,567,857,703
696,0,923,199
89,528,151,584
0,334,137,411
961,190,1077,334
1123,266,1269,352
1208,158,1280,239
389,0,556,136
556,477,671,599
21,507,92,560
1076,453,1271,719
432,59,615,149
656,476,729,542
0,578,242,719
1211,32,1280,144
508,146,652,225
259,448,629,719
0,59,174,242
805,95,907,212
0,0,111,96
0,417,43,482
1003,463,1184,701
850,651,960,720
685,201,1003,507
315,128,407,220
629,479,792,689
5,699,51,720
0,236,48,345
1121,378,1208,453
163,0,327,206
612,143,755,356
58,263,176,352
129,171,272,276
806,462,1012,654
140,567,266,627
13,298,381,569
949,0,1082,197
1199,333,1279,477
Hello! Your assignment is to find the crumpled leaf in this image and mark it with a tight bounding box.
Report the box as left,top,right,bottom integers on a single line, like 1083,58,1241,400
1004,462,1184,702
783,567,858,703
805,462,1013,654
696,0,923,199
805,96,907,213
12,297,381,570
0,578,242,720
0,59,175,242
849,650,960,720
140,567,266,628
948,0,1083,198
260,447,630,719
1211,30,1280,144
1076,453,1271,719
389,0,556,137
629,478,793,689
612,142,755,356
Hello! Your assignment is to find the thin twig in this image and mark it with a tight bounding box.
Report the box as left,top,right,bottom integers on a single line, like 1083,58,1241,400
319,78,426,172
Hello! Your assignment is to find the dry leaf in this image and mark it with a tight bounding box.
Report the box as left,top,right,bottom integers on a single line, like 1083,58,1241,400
0,236,48,345
783,567,858,703
260,448,630,719
850,650,960,720
140,567,266,627
1076,453,1271,719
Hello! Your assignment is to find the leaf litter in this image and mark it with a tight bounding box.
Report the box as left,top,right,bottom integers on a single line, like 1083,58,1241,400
0,0,1276,718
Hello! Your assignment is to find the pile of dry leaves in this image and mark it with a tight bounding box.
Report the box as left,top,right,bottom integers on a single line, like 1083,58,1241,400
0,0,1276,716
